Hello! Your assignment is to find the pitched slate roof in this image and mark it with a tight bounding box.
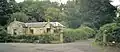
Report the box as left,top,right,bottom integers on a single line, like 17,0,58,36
50,22,64,27
24,22,64,28
25,22,47,28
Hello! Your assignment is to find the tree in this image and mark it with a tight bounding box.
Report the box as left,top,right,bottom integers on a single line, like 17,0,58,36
45,7,66,22
64,0,116,28
95,23,120,45
114,7,120,23
0,0,20,26
9,12,30,23
19,0,67,23
19,0,56,22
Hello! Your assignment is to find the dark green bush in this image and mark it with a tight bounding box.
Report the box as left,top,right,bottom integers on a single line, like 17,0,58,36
0,26,10,42
95,23,120,45
63,26,95,43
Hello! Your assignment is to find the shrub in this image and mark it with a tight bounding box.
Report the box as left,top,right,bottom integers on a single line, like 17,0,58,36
0,26,10,42
14,34,55,43
0,28,56,43
79,26,96,38
63,29,76,43
36,34,55,43
63,26,95,43
95,23,120,45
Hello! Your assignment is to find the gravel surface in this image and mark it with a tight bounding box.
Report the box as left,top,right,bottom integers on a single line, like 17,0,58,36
0,39,119,52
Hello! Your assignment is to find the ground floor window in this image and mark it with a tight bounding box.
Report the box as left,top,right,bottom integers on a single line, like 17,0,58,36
30,29,33,34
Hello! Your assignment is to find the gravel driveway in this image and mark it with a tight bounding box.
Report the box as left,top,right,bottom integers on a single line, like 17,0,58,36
0,39,119,52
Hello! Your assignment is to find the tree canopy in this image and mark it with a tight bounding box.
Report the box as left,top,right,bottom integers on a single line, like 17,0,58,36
0,0,117,29
64,0,116,28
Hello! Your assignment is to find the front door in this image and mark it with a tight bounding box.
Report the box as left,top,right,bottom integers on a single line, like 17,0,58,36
13,29,17,35
47,28,51,33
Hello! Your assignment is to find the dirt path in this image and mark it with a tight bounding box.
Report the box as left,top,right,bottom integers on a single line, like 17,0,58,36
0,39,115,52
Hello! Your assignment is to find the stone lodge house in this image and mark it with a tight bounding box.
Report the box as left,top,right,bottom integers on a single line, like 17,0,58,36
7,20,65,35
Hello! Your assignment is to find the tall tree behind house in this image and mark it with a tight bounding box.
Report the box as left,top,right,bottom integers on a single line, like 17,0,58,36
64,0,116,28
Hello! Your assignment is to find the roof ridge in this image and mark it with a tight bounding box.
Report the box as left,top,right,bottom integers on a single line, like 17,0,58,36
25,22,59,23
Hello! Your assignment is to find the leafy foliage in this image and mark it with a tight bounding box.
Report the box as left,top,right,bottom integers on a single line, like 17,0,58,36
79,25,96,38
0,0,116,29
0,0,20,26
0,32,56,43
9,12,30,22
45,7,66,22
64,0,116,28
63,26,95,43
15,34,55,43
19,0,45,22
95,23,120,45
0,0,119,45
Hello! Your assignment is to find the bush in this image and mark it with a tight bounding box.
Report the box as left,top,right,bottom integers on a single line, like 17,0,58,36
63,29,76,43
0,28,56,43
0,26,10,42
95,23,120,45
79,26,96,38
36,34,55,43
63,26,95,43
13,34,55,43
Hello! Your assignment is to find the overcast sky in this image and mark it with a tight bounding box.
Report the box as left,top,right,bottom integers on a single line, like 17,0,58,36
15,0,68,4
110,0,120,6
15,0,120,6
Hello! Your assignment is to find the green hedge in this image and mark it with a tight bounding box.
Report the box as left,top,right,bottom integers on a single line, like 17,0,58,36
0,34,55,43
79,26,96,38
0,28,56,43
15,34,55,43
63,26,95,43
